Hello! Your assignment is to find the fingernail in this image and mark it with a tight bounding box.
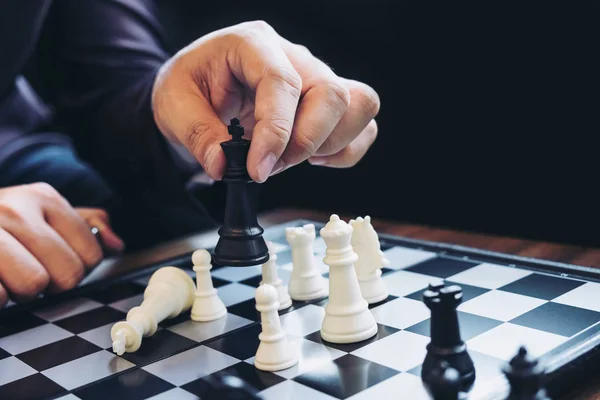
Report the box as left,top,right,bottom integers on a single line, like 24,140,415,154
256,152,277,182
271,159,286,176
308,157,327,166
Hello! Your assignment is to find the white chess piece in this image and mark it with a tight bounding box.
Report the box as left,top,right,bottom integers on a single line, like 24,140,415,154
260,241,292,310
190,249,227,321
254,284,298,371
320,214,378,343
286,224,327,301
111,266,195,355
349,216,389,304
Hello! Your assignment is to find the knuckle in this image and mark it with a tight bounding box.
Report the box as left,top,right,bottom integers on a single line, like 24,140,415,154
267,118,292,145
20,271,49,297
83,244,104,268
365,120,378,142
54,267,84,291
323,81,351,111
0,203,25,224
248,20,273,32
186,120,213,166
294,43,312,56
293,132,319,158
356,85,380,118
267,66,302,97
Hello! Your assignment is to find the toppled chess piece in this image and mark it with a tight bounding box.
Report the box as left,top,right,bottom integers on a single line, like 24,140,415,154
421,281,476,390
254,284,298,371
320,214,378,344
260,241,292,310
111,266,195,355
204,373,263,399
286,223,327,301
212,118,269,267
191,249,227,321
349,215,389,304
503,346,551,400
426,360,462,400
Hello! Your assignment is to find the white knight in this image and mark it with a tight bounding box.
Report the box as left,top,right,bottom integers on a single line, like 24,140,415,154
349,216,389,304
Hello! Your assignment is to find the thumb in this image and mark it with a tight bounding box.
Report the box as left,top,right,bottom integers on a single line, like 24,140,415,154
152,63,228,180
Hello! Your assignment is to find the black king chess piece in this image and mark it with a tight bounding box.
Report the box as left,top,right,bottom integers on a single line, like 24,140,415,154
502,346,551,400
422,281,476,391
212,118,269,267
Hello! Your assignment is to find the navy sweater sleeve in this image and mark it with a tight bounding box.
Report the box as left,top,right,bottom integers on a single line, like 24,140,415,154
34,0,191,202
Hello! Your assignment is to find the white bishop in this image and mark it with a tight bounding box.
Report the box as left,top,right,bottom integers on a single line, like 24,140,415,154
319,214,377,343
349,216,389,304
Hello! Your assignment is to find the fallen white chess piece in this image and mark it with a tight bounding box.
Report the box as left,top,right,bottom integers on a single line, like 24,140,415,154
110,266,195,355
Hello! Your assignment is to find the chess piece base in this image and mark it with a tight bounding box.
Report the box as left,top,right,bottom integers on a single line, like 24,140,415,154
190,290,227,322
320,307,378,344
254,345,298,372
422,343,476,389
358,273,388,304
288,275,328,301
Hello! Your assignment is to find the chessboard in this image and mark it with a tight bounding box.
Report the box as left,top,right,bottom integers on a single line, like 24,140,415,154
1,217,600,400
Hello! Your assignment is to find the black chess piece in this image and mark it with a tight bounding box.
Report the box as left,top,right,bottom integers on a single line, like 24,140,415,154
421,281,476,390
426,360,462,400
212,118,269,267
503,346,551,400
204,373,263,399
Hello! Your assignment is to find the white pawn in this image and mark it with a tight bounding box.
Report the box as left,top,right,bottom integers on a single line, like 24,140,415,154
320,214,377,344
190,249,227,322
349,216,389,304
111,266,195,355
286,224,327,301
260,241,292,310
254,284,298,371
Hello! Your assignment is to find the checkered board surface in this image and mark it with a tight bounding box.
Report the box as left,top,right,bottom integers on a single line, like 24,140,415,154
2,219,600,400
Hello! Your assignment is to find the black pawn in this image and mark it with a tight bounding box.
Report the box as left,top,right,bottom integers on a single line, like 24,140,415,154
426,360,462,400
421,281,476,389
212,118,269,267
503,346,551,400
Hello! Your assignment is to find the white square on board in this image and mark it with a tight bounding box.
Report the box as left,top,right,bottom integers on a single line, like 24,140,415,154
447,263,533,289
382,247,437,270
351,331,429,372
552,282,600,312
458,290,546,322
0,324,72,355
370,297,430,330
383,270,442,297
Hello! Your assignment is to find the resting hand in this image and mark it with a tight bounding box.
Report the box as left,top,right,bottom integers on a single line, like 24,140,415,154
0,183,123,307
152,20,380,183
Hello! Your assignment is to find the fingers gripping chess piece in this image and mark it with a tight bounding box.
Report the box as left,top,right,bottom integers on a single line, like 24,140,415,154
260,241,292,310
191,249,227,321
286,224,327,301
503,346,551,400
349,216,389,304
111,266,195,355
320,214,378,343
254,284,298,371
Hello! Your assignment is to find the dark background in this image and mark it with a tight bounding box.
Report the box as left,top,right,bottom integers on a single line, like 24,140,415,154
156,1,597,247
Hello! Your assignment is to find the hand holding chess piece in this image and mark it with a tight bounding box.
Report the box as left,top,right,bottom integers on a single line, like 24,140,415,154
110,266,195,355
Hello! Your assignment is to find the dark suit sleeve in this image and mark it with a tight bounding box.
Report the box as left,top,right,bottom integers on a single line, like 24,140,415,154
36,0,190,202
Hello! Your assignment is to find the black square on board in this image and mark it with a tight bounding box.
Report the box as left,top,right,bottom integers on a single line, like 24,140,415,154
0,347,10,360
405,281,490,303
238,275,263,288
119,329,197,366
85,281,146,304
498,273,586,300
304,323,399,353
183,361,285,396
205,323,262,360
404,258,479,279
17,336,101,371
54,306,125,334
0,312,47,338
0,373,66,400
293,354,400,399
509,302,600,337
73,368,175,400
405,311,503,341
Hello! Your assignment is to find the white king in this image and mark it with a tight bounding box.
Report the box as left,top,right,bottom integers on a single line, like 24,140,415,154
349,216,389,304
285,224,327,301
319,214,377,343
